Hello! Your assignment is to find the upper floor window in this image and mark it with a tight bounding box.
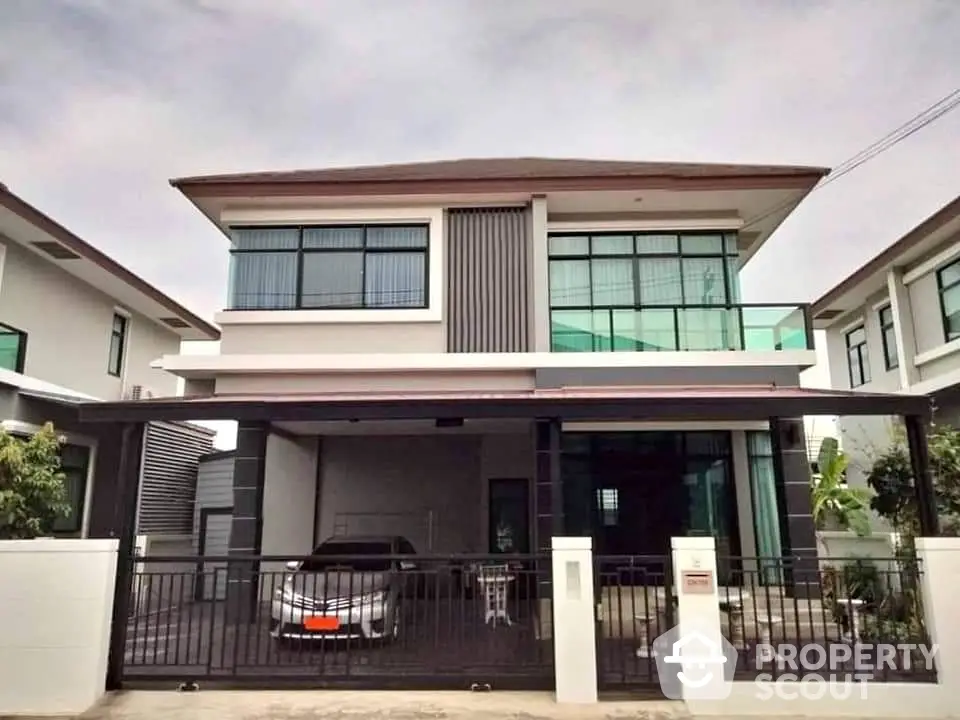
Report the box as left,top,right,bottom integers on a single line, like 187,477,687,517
879,305,898,370
548,232,751,352
228,225,428,310
0,323,27,373
846,325,870,387
938,258,960,342
107,313,128,377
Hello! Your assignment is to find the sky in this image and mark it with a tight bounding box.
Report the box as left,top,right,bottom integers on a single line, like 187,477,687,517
1,0,959,448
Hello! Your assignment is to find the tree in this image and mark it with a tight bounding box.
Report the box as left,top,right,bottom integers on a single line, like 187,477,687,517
0,423,70,539
865,422,960,536
812,437,872,536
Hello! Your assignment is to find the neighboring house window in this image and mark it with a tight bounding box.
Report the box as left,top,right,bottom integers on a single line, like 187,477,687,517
879,305,899,370
846,325,870,387
596,488,619,527
548,232,748,352
52,443,91,535
938,258,960,342
228,225,429,310
108,313,128,376
0,323,27,372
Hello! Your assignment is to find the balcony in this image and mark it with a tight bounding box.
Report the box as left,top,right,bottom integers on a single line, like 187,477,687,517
550,304,812,353
0,323,27,372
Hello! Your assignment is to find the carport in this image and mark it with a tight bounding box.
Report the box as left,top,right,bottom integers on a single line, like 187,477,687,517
77,384,939,690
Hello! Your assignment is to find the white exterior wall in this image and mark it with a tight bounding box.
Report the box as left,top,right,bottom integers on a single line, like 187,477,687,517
0,239,180,399
0,539,118,717
261,434,318,559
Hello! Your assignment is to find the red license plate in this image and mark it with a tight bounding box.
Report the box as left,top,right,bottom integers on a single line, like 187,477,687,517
304,616,340,631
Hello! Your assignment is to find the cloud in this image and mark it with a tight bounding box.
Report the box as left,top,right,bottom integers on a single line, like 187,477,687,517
0,0,958,322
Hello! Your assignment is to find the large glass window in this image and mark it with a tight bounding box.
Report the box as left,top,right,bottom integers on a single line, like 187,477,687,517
845,325,870,387
879,305,899,370
228,224,428,310
548,232,742,352
938,258,960,342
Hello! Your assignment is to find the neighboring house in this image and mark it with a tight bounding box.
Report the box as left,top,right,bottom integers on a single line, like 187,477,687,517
0,183,221,538
811,195,960,506
77,158,935,605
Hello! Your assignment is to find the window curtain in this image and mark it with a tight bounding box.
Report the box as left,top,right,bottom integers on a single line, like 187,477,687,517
746,431,784,585
364,252,425,307
228,228,299,309
229,253,298,309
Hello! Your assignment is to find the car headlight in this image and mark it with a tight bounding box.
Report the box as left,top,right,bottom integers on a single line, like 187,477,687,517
358,590,386,606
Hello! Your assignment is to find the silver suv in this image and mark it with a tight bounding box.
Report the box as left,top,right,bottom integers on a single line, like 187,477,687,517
270,535,417,643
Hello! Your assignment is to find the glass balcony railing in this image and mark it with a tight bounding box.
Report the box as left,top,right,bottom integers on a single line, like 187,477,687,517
550,304,813,353
0,324,27,372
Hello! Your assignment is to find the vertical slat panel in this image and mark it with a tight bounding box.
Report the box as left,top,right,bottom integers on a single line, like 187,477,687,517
446,207,530,352
137,421,216,535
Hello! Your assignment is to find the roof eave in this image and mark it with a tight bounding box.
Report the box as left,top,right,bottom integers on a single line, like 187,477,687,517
170,170,827,199
811,195,960,320
0,187,221,341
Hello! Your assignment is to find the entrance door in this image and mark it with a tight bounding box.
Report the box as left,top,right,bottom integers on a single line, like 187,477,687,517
488,479,530,554
593,450,686,558
196,507,232,601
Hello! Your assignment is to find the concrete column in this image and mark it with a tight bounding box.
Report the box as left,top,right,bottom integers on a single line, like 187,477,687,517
529,195,550,351
551,536,598,704
771,417,818,597
226,421,268,623
534,418,562,553
731,430,758,577
906,414,939,537
887,267,920,388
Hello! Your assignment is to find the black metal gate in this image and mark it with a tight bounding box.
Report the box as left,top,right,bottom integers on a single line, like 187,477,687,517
594,555,674,696
114,552,555,690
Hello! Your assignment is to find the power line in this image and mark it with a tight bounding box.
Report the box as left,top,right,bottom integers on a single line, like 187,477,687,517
741,87,960,231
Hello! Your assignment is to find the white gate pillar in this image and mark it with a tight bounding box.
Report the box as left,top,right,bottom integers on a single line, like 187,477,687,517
551,536,598,704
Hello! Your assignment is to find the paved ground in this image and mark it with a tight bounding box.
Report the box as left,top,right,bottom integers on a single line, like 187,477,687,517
80,691,689,720
73,691,956,720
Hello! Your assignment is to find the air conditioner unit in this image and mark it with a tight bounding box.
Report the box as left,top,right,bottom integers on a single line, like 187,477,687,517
124,384,156,401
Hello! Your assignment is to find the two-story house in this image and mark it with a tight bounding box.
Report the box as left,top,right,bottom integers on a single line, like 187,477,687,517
77,158,936,588
0,183,221,540
811,194,960,506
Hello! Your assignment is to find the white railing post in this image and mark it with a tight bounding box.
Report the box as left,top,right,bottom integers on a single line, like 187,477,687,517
551,536,598,703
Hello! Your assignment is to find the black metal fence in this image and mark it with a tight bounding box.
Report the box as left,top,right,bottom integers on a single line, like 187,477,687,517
594,554,674,691
720,555,936,683
591,553,936,692
119,553,554,689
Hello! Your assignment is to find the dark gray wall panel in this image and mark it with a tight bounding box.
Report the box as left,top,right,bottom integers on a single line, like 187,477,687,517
446,207,530,352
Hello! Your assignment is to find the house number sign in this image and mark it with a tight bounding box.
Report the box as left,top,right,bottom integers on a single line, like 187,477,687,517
680,570,715,594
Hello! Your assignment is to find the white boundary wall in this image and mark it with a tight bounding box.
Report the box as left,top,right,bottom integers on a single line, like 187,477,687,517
0,538,119,716
551,536,960,717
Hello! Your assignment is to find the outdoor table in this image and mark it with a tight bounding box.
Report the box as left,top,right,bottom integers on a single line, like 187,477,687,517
477,571,516,627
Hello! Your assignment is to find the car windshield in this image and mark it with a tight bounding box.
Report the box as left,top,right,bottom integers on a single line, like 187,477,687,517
299,541,393,573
